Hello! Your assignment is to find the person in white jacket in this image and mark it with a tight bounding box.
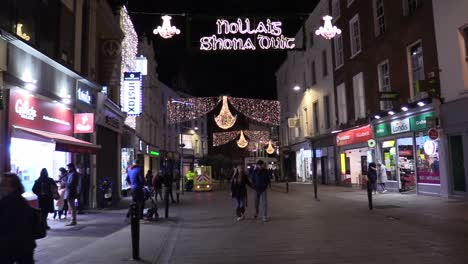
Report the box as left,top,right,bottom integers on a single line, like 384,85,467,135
377,160,388,193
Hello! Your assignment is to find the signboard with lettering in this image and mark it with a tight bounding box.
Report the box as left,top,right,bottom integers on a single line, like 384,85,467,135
122,72,142,116
77,88,92,105
374,112,435,138
74,113,94,133
9,88,73,136
336,125,374,147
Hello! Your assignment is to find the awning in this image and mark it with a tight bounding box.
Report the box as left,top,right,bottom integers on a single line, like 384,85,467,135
12,126,101,154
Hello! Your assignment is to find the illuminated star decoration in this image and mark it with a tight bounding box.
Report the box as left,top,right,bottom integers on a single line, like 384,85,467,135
266,141,275,154
120,6,138,129
153,15,181,39
214,96,237,130
315,15,341,40
237,130,248,148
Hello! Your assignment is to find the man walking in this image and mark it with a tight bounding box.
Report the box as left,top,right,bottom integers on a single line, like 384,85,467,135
252,160,270,222
126,159,145,219
64,163,79,226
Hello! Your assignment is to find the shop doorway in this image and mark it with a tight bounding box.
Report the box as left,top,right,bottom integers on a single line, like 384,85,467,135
397,137,416,192
450,135,466,192
341,147,372,186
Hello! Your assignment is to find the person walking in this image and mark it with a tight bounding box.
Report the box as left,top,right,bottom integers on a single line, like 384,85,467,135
64,163,79,226
152,170,164,201
145,169,153,187
126,159,145,219
57,167,69,219
377,160,388,193
163,172,176,203
252,160,270,222
32,168,57,230
368,162,378,195
230,165,253,221
0,173,37,263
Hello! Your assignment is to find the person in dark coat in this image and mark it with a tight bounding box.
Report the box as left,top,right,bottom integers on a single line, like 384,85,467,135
126,159,145,219
252,160,271,222
230,165,253,221
0,172,37,263
32,168,57,230
367,162,378,195
152,170,164,201
64,163,80,226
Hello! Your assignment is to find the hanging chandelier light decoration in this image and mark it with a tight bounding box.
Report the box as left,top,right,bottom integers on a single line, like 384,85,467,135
266,141,275,154
237,130,248,148
315,15,341,40
215,96,237,129
153,15,181,39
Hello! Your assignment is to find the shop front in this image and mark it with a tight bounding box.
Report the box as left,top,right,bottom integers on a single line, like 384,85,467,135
373,110,441,195
7,88,100,202
291,141,311,183
336,125,374,187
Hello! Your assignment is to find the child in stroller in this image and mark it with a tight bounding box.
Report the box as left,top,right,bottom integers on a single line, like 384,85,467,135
143,186,159,220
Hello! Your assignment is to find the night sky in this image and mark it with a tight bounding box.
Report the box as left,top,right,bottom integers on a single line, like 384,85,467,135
128,0,319,100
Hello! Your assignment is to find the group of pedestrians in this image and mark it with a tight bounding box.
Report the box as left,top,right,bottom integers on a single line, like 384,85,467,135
230,159,270,222
367,160,388,194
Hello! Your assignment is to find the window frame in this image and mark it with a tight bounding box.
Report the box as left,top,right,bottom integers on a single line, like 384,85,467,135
407,40,425,98
337,83,347,124
311,60,317,85
334,34,344,69
349,14,362,58
313,101,319,134
462,26,468,60
373,0,385,36
377,60,393,110
353,72,365,119
332,0,341,19
322,49,328,77
324,95,331,130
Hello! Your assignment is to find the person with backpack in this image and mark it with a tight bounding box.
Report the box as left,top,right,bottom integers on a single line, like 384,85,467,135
0,173,37,263
64,163,80,226
32,168,58,230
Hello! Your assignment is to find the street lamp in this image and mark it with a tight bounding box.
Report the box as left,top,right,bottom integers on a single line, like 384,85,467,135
293,85,301,91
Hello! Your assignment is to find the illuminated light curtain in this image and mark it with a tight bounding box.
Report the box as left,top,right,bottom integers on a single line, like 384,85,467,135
228,97,280,126
212,131,240,147
237,130,248,148
215,96,237,129
168,97,221,124
244,130,270,144
266,141,275,154
247,142,258,152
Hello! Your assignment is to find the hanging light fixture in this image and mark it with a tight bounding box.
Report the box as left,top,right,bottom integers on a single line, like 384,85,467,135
215,96,237,129
237,130,248,148
153,15,181,39
315,15,341,40
266,141,275,154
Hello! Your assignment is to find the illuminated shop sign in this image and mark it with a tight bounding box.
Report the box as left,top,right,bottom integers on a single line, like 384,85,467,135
122,72,142,116
200,18,296,51
374,112,435,138
150,150,160,157
336,125,374,147
77,88,92,104
9,89,73,136
74,113,94,133
135,56,148,75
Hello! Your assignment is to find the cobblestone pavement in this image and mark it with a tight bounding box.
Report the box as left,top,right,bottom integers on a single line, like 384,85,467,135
36,184,468,264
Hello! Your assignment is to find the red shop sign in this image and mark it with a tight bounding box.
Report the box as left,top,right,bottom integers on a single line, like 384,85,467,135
336,125,374,147
74,113,94,134
428,128,439,140
9,89,73,136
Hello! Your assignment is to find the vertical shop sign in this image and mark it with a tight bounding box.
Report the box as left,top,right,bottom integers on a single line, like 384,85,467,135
74,113,94,133
122,72,142,116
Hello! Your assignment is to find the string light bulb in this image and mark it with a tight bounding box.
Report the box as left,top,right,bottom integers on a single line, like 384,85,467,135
215,96,237,129
237,130,248,148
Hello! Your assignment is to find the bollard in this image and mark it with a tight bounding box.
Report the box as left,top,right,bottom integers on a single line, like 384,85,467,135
313,175,318,200
164,187,169,218
130,203,140,260
367,182,373,210
286,178,289,193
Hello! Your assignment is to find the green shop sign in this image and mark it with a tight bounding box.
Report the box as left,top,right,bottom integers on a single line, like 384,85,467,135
150,150,160,157
374,112,434,138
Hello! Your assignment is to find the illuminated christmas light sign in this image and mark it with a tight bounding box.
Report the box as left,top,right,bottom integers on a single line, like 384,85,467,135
200,18,296,51
122,72,143,116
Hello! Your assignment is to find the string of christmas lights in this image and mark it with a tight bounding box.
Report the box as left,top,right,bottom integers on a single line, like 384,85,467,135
229,97,280,126
168,97,221,124
244,130,270,144
214,96,237,129
212,131,240,146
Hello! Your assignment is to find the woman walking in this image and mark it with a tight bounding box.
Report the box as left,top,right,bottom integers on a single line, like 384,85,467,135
33,168,57,230
377,160,388,193
230,165,253,221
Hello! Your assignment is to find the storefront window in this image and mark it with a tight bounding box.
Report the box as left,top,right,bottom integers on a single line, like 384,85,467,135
416,135,440,184
397,137,416,191
381,140,397,181
121,148,135,190
296,149,311,182
10,137,70,198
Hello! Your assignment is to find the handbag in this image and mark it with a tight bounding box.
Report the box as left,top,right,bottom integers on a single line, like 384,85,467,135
50,184,60,200
31,207,47,239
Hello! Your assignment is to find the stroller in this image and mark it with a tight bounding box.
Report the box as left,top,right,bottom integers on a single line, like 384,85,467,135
143,186,159,220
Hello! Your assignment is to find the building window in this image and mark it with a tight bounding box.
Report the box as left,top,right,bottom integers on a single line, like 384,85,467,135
349,14,362,57
322,50,328,77
374,0,385,36
324,95,331,129
311,61,317,85
404,0,422,16
313,102,319,133
353,72,365,119
303,108,309,136
309,32,314,48
332,0,341,19
334,34,344,68
337,83,347,124
378,60,393,110
463,26,468,59
408,41,425,97
347,0,355,7
182,134,193,149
